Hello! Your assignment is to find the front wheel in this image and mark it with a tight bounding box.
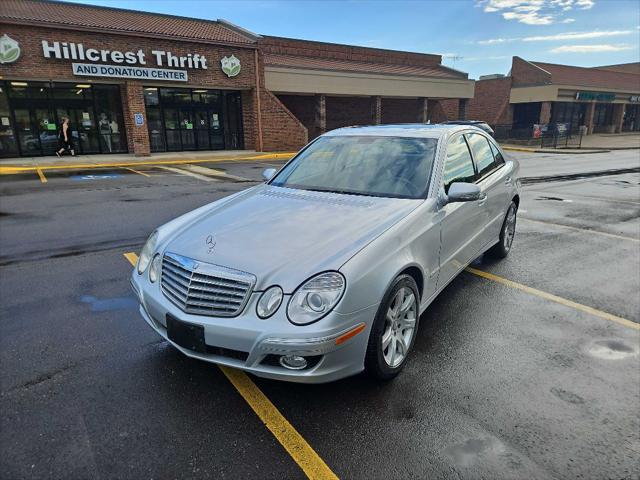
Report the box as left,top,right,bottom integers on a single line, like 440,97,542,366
487,201,517,259
365,275,419,380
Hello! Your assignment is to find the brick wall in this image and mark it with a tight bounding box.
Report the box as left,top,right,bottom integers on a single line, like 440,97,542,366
260,36,442,68
260,89,308,151
277,94,318,139
119,82,150,155
381,98,421,123
325,96,374,130
425,99,462,123
511,56,552,87
465,77,513,126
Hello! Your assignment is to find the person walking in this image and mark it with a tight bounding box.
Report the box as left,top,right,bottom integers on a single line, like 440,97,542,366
55,116,75,157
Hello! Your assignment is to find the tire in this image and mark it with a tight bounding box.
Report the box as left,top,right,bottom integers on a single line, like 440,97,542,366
365,274,420,381
487,201,517,259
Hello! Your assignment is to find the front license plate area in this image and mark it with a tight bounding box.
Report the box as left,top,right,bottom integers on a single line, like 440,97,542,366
166,314,206,354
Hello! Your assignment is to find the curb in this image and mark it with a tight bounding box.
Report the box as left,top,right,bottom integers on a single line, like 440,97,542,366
0,152,297,174
502,146,611,154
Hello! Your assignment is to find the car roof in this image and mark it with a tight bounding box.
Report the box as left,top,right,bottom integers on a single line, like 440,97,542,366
323,123,473,139
444,120,488,125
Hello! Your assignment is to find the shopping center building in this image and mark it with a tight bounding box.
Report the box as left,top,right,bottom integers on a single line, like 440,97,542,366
0,0,474,158
466,57,640,136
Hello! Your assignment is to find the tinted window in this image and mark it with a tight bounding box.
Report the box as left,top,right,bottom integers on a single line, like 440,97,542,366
443,135,476,192
271,136,438,199
489,141,505,166
466,133,496,178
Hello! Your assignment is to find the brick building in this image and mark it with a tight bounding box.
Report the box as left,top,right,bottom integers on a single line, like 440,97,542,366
466,56,640,137
0,0,473,158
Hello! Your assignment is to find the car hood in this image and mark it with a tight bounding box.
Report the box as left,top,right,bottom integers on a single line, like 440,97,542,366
161,184,420,292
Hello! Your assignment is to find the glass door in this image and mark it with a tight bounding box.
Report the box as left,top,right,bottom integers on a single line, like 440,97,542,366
163,108,181,151
180,108,195,150
194,109,210,150
14,108,39,155
34,108,58,156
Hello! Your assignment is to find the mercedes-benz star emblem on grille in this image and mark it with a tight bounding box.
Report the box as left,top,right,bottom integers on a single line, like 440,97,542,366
206,234,216,254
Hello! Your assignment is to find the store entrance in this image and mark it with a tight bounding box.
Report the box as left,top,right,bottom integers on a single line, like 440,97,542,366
0,81,127,158
144,87,242,153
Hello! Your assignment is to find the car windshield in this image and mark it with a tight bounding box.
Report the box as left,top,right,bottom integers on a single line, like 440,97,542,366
270,135,438,199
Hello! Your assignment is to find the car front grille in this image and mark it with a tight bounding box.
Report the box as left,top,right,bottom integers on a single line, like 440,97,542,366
161,252,255,317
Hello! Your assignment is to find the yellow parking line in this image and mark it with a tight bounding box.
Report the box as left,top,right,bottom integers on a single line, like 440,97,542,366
0,152,297,175
220,366,338,480
465,267,639,330
36,168,47,183
122,252,338,480
520,217,639,243
123,167,150,177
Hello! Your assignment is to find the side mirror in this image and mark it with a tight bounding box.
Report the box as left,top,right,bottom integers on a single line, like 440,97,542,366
262,168,277,181
446,182,482,203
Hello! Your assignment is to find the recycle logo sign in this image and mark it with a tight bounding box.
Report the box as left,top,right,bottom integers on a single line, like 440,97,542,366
0,34,20,64
220,55,241,78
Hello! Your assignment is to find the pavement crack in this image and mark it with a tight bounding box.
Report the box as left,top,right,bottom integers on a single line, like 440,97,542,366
2,363,77,395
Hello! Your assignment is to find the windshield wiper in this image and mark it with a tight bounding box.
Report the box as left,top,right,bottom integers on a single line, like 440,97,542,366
303,187,372,197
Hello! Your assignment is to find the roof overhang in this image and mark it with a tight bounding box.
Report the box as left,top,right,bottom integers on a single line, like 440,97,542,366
511,84,640,104
265,66,475,98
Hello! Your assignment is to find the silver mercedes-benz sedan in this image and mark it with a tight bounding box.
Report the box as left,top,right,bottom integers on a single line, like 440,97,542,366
131,124,520,383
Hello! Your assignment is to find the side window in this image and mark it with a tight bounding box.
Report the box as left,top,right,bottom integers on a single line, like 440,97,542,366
466,133,496,178
489,140,506,166
443,134,476,193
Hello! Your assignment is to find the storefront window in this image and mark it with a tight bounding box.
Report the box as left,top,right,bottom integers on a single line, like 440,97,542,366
593,103,614,127
145,86,241,153
0,86,18,157
0,80,127,157
550,102,586,128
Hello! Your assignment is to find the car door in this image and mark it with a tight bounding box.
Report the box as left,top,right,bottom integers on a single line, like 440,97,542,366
437,133,485,287
465,132,510,247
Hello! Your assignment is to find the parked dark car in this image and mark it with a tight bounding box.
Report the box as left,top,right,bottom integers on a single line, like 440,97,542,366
443,120,494,137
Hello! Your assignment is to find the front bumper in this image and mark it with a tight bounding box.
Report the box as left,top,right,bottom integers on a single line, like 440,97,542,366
131,272,378,383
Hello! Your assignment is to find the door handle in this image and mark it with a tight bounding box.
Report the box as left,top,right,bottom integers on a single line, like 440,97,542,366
478,192,487,206
504,176,512,185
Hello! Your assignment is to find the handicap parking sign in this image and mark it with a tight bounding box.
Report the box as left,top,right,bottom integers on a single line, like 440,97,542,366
134,113,144,126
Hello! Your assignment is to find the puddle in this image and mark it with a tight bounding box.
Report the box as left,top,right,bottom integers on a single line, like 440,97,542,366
586,339,639,360
551,387,585,405
70,174,122,181
535,196,573,202
443,437,505,467
80,295,138,312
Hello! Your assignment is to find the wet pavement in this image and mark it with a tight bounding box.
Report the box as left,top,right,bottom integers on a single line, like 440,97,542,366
0,150,639,479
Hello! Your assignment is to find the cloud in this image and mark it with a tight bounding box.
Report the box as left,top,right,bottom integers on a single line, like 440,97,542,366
478,29,633,44
476,0,596,24
549,43,634,53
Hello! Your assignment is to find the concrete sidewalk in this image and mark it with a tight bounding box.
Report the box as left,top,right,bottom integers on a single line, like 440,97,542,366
502,132,640,154
0,150,296,173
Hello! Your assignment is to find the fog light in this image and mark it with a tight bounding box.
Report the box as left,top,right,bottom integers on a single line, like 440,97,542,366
279,355,308,370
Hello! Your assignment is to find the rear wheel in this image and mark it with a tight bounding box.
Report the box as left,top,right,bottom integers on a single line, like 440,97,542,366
487,201,517,259
365,275,419,380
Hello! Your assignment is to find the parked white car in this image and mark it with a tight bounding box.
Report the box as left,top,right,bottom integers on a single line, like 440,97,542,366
131,124,520,383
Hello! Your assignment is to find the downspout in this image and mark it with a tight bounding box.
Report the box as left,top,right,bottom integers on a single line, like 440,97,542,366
254,48,264,152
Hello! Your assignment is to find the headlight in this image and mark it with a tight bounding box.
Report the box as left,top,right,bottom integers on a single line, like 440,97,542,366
149,254,161,283
256,286,283,319
137,231,158,275
287,272,345,325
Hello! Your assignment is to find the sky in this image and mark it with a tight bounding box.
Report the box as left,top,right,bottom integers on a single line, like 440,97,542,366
68,0,640,79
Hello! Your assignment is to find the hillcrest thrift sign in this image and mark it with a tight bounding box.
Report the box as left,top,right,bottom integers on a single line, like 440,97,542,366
221,55,241,77
0,34,20,64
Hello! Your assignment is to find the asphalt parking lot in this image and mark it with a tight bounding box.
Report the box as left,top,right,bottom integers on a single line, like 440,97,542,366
1,150,639,479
